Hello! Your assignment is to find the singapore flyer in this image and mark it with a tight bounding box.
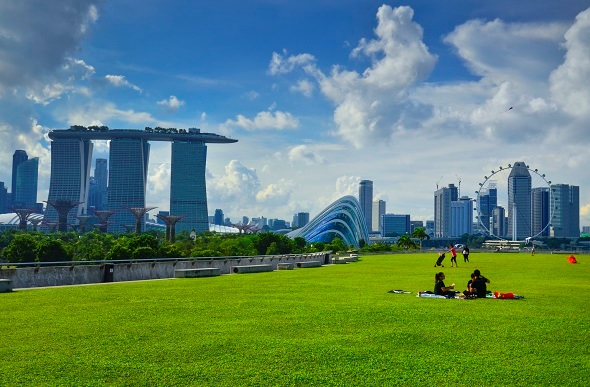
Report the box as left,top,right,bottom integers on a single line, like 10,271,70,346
475,162,553,241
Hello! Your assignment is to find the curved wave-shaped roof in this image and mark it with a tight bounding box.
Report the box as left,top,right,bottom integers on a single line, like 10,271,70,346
287,196,369,247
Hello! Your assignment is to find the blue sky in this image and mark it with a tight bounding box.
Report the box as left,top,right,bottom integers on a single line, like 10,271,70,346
1,0,589,228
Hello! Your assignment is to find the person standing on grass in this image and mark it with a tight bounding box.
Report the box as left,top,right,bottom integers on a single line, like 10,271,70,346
462,245,470,262
434,272,455,297
448,244,458,267
531,244,535,256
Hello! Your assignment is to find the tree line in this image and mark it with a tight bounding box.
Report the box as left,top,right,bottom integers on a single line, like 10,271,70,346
0,229,350,264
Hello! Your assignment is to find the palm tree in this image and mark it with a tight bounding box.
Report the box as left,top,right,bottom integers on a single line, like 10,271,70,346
411,227,430,250
397,234,417,250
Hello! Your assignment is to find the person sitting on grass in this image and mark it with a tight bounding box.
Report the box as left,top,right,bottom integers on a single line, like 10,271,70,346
463,273,477,298
434,272,455,298
470,269,490,298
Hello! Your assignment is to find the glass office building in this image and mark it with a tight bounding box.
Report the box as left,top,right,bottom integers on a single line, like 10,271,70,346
46,138,93,225
507,162,532,240
170,141,209,233
108,138,150,233
14,157,39,208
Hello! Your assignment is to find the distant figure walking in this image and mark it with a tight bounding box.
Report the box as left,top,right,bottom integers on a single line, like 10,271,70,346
531,244,535,256
449,244,458,267
462,245,470,263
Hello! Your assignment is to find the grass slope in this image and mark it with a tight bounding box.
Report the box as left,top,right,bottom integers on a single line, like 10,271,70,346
1,252,589,386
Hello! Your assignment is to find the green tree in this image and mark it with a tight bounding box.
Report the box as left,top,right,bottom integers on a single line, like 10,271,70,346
1,233,38,263
131,246,157,259
74,231,114,261
190,249,222,257
128,234,160,251
328,237,347,253
36,238,72,262
292,237,307,253
411,227,430,250
106,241,131,260
266,242,279,255
397,234,417,250
158,242,184,258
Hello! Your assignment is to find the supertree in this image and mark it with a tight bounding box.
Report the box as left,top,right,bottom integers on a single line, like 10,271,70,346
42,221,58,233
155,214,185,242
28,217,43,232
232,224,256,234
44,200,82,232
11,208,36,231
76,214,94,234
124,206,157,234
90,209,118,233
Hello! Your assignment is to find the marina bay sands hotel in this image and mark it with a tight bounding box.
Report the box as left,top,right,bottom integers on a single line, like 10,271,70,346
46,126,237,233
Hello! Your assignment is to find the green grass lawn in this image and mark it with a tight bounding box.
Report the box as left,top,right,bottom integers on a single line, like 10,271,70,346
1,252,589,386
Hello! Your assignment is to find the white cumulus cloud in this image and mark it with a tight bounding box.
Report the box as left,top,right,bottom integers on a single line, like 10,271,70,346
225,110,299,131
157,95,185,112
105,75,143,93
549,8,590,120
290,79,314,97
268,50,316,75
288,144,325,165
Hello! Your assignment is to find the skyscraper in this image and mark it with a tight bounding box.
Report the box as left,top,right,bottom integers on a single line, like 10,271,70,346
295,212,310,228
551,184,579,237
0,182,7,214
11,150,28,200
214,209,224,226
108,138,150,233
170,141,209,233
451,196,473,237
95,158,108,210
507,162,531,240
359,180,373,232
381,214,410,236
531,187,550,237
434,184,454,238
492,206,506,237
372,199,386,234
47,127,237,233
14,157,39,208
45,138,93,225
477,183,497,232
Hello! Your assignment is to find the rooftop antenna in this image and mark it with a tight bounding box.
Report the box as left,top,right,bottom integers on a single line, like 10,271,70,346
455,174,461,197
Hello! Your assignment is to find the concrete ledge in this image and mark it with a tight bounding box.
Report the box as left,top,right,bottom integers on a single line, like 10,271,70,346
0,279,13,292
175,268,221,278
332,259,347,264
231,264,273,274
296,261,322,268
347,254,359,262
277,262,294,270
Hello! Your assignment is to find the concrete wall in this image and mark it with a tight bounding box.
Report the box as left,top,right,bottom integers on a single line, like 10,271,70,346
0,253,332,289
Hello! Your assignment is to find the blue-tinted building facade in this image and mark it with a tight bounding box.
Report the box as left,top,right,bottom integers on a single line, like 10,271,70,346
170,141,209,233
108,138,150,233
288,196,369,248
46,138,93,225
14,157,39,208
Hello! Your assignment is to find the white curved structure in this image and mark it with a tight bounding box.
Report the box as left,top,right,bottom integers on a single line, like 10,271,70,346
287,196,369,247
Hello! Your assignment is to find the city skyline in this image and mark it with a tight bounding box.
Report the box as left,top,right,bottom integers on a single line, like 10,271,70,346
0,1,589,227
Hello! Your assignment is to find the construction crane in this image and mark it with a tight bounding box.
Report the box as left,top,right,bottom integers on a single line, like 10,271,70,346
455,174,461,197
436,176,443,190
